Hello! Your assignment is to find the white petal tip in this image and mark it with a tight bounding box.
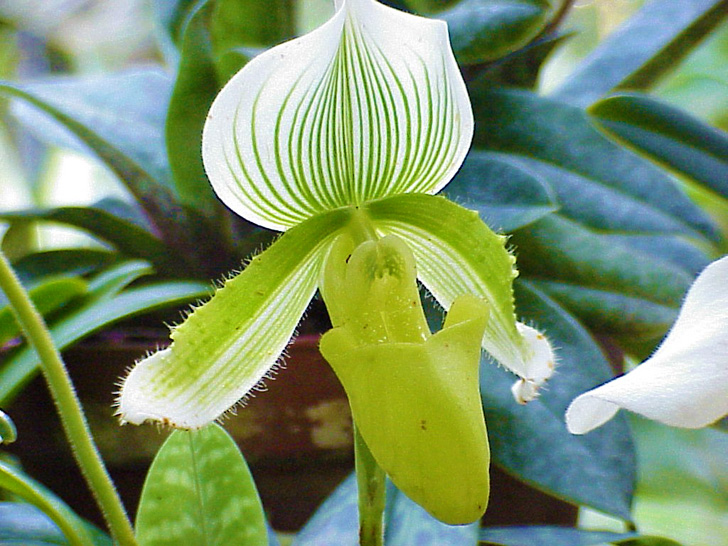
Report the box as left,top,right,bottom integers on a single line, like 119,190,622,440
116,348,207,430
511,378,539,404
565,394,620,435
509,323,556,404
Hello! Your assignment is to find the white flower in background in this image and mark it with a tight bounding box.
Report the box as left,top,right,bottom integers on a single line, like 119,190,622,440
566,255,728,434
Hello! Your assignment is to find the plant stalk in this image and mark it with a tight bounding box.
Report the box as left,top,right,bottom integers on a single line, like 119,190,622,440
0,251,138,546
354,425,386,546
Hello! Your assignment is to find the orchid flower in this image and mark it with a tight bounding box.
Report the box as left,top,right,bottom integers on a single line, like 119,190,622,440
566,254,728,435
118,0,555,524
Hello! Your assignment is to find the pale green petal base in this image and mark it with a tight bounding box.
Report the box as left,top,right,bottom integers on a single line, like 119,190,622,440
118,211,348,429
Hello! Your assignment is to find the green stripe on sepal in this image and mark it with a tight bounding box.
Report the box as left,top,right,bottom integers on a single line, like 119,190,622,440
367,193,555,401
320,234,490,524
118,208,350,429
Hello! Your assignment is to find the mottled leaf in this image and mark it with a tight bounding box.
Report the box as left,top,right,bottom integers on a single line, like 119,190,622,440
135,424,267,546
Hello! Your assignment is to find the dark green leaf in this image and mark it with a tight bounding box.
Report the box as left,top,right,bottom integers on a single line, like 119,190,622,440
0,502,71,546
1,71,175,203
294,474,478,546
599,233,711,277
154,0,200,45
83,260,154,298
135,424,267,545
0,409,16,444
590,93,728,199
0,73,227,272
0,220,35,262
470,87,719,242
0,265,210,404
441,0,553,65
166,1,226,220
10,249,119,284
472,32,571,88
0,206,185,275
445,150,558,232
525,280,677,341
0,277,88,346
292,474,358,546
551,0,728,107
482,281,636,519
384,481,479,545
211,0,295,82
479,525,638,546
628,420,727,545
469,88,716,345
511,215,696,347
0,502,112,546
0,462,94,545
614,538,684,546
403,0,459,13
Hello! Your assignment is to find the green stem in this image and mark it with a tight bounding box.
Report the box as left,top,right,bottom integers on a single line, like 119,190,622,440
354,425,386,546
0,251,138,546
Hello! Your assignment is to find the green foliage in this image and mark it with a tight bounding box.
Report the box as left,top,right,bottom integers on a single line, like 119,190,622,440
483,281,636,519
479,525,637,545
590,93,728,199
293,474,479,545
441,0,554,64
467,85,718,353
135,424,267,546
0,276,87,346
0,460,96,545
0,260,210,404
166,2,228,220
552,0,728,107
0,204,184,276
443,152,558,232
0,503,111,546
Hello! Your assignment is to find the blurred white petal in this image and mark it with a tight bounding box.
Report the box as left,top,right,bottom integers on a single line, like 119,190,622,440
566,255,728,434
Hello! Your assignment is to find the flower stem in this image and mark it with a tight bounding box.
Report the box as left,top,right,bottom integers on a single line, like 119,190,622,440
0,251,138,546
354,425,386,546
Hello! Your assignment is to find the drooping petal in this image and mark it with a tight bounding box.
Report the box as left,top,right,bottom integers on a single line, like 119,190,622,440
566,255,728,434
366,193,556,397
118,210,349,428
202,0,473,231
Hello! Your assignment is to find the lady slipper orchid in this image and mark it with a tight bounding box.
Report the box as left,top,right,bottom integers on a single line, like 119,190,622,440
566,255,728,435
118,0,555,523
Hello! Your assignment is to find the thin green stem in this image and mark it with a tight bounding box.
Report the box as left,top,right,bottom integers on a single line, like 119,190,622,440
354,425,386,546
0,250,138,546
